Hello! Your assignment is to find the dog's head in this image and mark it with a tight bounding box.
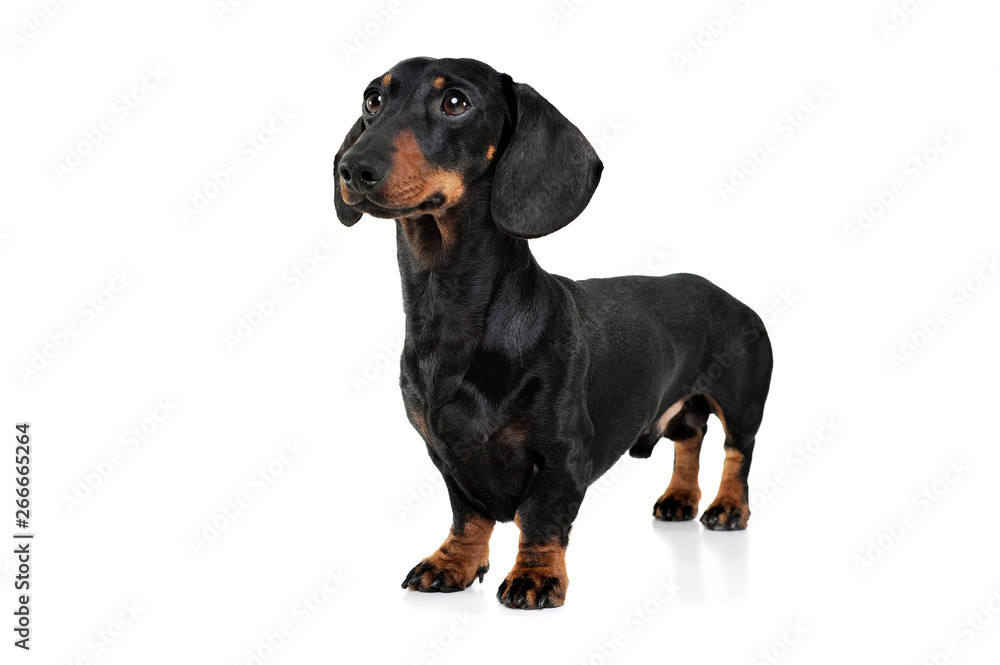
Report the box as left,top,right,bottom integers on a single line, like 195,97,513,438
334,57,603,239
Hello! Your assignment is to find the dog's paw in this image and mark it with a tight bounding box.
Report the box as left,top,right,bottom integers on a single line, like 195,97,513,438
700,500,749,531
496,569,567,610
653,490,700,521
401,556,489,593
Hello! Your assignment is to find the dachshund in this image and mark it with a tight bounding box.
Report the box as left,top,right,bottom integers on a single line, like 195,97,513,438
334,57,773,609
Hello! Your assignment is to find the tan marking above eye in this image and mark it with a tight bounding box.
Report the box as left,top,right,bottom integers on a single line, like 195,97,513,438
433,76,445,90
382,73,392,86
486,145,496,161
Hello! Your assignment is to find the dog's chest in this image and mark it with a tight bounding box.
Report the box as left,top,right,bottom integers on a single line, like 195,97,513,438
423,400,530,465
417,403,535,515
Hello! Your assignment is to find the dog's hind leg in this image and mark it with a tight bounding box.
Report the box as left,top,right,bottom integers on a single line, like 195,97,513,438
652,395,710,521
699,395,756,531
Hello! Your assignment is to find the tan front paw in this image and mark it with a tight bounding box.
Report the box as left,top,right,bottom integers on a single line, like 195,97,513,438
496,567,567,609
402,553,489,593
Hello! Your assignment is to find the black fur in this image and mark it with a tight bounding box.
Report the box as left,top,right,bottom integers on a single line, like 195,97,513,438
491,77,604,238
334,57,773,609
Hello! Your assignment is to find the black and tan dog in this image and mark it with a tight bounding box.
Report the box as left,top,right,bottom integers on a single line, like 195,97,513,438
334,57,773,610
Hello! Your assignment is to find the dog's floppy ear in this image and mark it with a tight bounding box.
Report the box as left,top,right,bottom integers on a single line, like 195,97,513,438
334,117,365,226
491,76,603,239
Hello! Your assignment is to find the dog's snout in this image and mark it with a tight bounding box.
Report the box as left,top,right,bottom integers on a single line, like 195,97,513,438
339,152,389,194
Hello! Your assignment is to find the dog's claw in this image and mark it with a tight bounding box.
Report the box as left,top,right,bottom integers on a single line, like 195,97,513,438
497,572,564,609
700,501,749,531
402,558,488,592
653,490,700,522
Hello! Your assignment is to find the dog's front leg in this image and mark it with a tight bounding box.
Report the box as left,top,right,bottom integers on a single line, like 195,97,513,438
497,469,585,610
401,479,495,593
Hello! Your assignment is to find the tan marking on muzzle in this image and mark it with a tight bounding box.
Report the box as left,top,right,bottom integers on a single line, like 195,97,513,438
378,128,465,210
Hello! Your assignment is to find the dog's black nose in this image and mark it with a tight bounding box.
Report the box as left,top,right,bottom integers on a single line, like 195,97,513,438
339,152,388,194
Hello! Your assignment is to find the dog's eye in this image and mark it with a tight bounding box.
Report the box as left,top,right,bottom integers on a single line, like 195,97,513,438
364,91,382,115
442,90,471,116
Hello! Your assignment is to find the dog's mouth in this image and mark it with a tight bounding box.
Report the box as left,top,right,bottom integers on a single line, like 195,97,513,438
347,192,449,219
339,149,465,220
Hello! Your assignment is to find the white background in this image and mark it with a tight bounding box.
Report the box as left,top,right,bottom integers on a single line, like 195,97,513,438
2,0,999,663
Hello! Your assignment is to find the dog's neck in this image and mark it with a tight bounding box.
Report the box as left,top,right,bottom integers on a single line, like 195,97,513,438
394,189,548,364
